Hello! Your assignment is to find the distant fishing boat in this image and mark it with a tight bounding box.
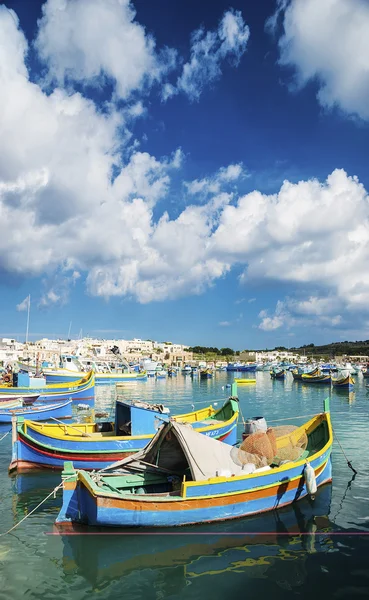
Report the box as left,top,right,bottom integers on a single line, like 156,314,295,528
0,400,72,424
0,370,94,399
270,368,285,379
45,355,147,384
301,372,331,385
55,398,332,528
9,396,239,472
332,374,355,390
292,366,319,381
200,368,213,379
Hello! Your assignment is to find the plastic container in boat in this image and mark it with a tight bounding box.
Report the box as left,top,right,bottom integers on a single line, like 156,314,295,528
242,416,267,440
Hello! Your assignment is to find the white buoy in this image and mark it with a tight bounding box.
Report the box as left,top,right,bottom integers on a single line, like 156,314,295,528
304,461,317,499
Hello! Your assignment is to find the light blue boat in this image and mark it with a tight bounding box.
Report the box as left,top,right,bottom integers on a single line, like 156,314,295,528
0,399,72,423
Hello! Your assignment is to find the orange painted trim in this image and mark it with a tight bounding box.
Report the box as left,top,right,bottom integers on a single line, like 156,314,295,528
89,462,327,512
63,481,77,490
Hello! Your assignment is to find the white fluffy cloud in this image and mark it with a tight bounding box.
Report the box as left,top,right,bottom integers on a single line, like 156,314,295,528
258,297,343,331
35,0,176,99
268,0,369,120
185,162,246,198
3,2,369,331
163,9,250,101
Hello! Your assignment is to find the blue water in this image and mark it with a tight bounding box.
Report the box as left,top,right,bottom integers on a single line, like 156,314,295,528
1,372,369,599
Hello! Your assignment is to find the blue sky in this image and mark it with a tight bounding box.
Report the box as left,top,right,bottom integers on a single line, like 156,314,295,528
2,0,369,349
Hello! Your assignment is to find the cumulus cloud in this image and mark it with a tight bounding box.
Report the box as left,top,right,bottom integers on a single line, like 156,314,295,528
259,301,287,331
163,9,250,101
3,2,369,333
185,162,246,199
35,0,177,99
258,296,343,331
268,0,369,120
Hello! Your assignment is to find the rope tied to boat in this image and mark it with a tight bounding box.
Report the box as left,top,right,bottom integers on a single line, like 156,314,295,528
0,431,10,442
0,475,76,537
331,425,357,474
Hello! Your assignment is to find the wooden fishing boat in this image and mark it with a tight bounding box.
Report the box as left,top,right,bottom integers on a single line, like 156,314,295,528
332,374,355,390
0,398,24,410
0,400,72,424
234,378,256,385
200,369,213,379
270,369,285,379
56,399,332,528
301,372,331,384
0,392,40,404
0,371,94,400
9,397,239,472
292,367,319,381
45,369,147,384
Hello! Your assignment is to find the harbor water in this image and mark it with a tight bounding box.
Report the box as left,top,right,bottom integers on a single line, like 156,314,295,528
1,371,369,599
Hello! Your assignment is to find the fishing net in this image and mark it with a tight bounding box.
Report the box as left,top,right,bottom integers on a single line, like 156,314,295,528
233,424,308,468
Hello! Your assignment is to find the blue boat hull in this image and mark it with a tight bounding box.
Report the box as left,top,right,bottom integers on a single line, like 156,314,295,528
37,386,95,403
10,420,237,471
45,373,146,384
0,400,72,423
56,453,332,527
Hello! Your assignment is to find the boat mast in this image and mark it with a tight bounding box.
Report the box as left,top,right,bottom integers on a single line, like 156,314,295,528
25,294,31,344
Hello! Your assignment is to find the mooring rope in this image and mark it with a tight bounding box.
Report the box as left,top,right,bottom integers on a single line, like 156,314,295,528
0,475,75,537
0,431,10,442
331,425,358,474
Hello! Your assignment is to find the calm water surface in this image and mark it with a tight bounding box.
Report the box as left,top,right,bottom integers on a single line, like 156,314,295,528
1,372,369,599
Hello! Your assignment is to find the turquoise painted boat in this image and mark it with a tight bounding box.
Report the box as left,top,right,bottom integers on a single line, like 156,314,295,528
0,371,94,398
301,372,331,384
44,369,147,384
55,399,332,528
9,396,239,472
332,374,354,390
270,368,285,379
0,400,72,423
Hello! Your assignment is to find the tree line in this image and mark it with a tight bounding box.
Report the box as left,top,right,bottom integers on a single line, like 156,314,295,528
188,346,238,356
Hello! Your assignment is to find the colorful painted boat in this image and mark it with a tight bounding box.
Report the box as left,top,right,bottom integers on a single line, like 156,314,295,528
200,369,213,379
234,378,256,385
301,372,331,384
0,371,94,398
44,368,147,384
292,367,319,381
0,398,24,410
270,369,285,379
0,400,72,423
332,374,355,390
9,396,239,472
0,393,39,404
55,398,332,527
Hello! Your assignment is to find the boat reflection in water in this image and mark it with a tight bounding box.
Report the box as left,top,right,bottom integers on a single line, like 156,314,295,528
57,484,334,594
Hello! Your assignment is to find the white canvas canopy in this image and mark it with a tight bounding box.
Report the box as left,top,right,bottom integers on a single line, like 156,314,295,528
102,420,250,481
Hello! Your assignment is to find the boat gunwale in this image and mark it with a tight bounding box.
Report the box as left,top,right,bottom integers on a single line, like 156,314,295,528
21,403,239,443
72,410,333,502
